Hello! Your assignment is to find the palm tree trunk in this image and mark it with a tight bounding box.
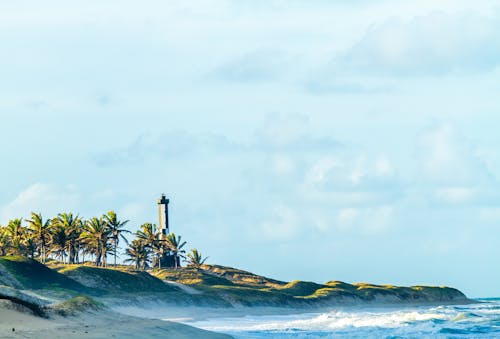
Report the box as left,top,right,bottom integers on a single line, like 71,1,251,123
67,244,72,264
114,237,117,267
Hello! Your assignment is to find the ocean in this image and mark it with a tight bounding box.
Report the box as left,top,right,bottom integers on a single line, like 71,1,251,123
186,299,500,338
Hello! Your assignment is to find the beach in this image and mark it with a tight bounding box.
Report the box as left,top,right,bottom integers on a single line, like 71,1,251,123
0,301,231,339
0,257,476,338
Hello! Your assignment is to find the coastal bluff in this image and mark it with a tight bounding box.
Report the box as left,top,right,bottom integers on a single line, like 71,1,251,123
0,256,471,309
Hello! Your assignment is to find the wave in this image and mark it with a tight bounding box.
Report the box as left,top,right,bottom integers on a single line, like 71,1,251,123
187,300,500,337
192,310,452,331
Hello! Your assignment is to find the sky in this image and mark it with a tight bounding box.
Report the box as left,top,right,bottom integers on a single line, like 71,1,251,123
1,0,499,298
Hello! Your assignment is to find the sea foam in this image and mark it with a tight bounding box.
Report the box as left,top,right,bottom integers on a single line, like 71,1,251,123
185,299,500,338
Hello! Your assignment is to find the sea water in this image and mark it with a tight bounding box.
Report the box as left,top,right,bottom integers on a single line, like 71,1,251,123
186,299,500,338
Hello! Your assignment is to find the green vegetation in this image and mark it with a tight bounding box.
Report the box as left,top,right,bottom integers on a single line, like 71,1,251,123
0,210,470,309
154,267,236,286
0,210,203,271
103,211,130,267
50,295,104,316
163,233,186,269
273,280,326,297
204,285,293,307
55,265,180,294
0,256,88,293
153,265,468,307
125,239,150,270
202,265,286,288
186,249,208,269
134,224,190,269
0,257,469,309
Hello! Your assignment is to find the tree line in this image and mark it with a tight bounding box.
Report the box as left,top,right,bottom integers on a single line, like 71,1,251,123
0,211,207,270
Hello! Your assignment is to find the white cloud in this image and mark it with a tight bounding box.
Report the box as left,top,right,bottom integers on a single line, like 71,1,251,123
337,207,359,226
271,154,295,174
419,124,491,185
422,125,459,176
336,206,394,234
305,154,399,194
1,183,80,224
417,124,500,206
375,156,394,177
333,11,500,76
208,49,294,83
434,187,475,204
258,205,300,241
479,207,500,221
259,113,310,147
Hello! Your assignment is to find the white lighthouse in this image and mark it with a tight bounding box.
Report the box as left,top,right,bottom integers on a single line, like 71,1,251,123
157,194,170,235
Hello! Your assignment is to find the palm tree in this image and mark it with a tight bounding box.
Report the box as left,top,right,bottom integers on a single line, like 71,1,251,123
26,212,52,263
50,224,68,263
103,211,130,267
80,217,111,267
5,219,26,256
186,248,208,269
164,233,186,269
125,239,151,270
52,213,81,264
25,237,37,259
0,226,10,256
136,223,163,267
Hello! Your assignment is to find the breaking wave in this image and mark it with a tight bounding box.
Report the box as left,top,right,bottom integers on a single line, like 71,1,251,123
186,299,500,338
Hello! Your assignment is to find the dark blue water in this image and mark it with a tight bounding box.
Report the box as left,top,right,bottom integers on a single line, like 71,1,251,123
190,299,500,338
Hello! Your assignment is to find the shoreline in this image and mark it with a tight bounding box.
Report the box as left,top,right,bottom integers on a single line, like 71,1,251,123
0,302,232,339
111,298,481,323
0,257,476,337
0,297,486,338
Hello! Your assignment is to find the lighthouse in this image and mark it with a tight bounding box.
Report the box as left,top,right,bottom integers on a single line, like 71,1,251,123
157,194,169,235
157,194,178,268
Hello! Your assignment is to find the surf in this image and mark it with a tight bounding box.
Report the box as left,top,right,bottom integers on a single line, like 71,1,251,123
183,299,500,338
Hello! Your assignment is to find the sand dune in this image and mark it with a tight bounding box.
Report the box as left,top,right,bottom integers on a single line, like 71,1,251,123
0,303,232,339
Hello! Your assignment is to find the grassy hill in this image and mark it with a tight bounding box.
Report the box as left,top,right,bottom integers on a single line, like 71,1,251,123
54,265,179,294
0,256,89,294
0,257,470,308
152,265,469,307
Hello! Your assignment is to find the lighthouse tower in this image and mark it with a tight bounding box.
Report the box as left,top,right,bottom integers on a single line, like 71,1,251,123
157,194,170,235
157,194,178,268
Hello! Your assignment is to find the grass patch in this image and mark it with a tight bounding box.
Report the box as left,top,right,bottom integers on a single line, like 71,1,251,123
271,280,326,297
51,295,104,316
204,285,293,306
325,281,358,291
202,265,286,288
0,256,468,306
0,256,88,293
55,265,180,294
300,287,359,300
153,268,235,286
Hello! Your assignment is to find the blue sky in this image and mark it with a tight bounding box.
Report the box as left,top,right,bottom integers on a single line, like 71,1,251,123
1,0,499,297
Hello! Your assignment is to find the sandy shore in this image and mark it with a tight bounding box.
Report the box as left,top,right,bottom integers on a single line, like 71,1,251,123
111,298,479,324
113,304,315,322
0,305,232,339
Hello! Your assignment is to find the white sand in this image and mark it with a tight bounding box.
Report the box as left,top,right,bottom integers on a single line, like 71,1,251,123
0,304,232,339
